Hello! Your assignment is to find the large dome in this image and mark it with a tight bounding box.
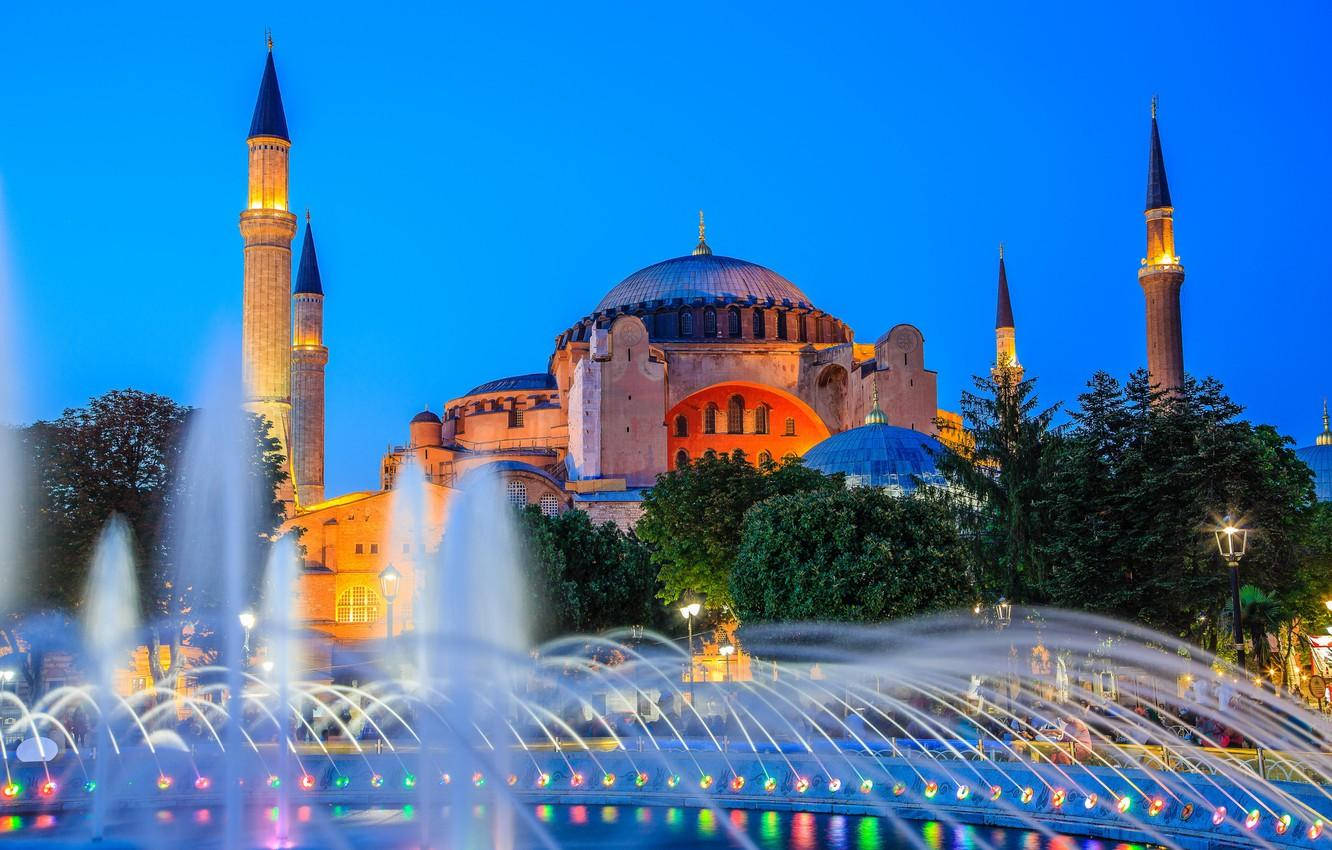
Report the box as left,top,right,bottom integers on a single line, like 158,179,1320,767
802,423,947,492
595,254,814,313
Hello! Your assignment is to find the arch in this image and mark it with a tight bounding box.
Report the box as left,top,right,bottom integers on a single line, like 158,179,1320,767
727,307,741,338
754,404,769,435
704,404,718,434
336,586,381,624
752,308,766,339
727,395,745,434
815,363,849,432
758,450,773,466
703,308,717,338
674,449,689,470
505,480,527,506
674,414,688,437
678,310,694,338
539,494,560,517
776,311,787,340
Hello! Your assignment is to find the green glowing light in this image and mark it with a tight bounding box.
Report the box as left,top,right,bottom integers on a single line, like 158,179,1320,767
402,774,416,789
698,808,716,837
333,776,350,788
402,804,415,821
857,815,881,850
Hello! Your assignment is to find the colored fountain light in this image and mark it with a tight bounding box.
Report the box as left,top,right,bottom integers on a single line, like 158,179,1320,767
402,774,416,789
989,785,1002,801
892,782,906,797
536,773,551,789
1180,803,1193,820
506,774,517,787
1245,809,1261,830
82,781,97,793
764,777,777,793
1,782,20,799
1148,796,1165,817
299,774,316,791
828,778,842,793
266,775,281,789
924,781,938,799
699,774,714,790
156,776,173,791
1309,819,1324,840
1277,814,1292,835
1116,794,1132,814
370,774,384,788
471,772,485,788
570,772,584,788
1212,806,1227,826
667,775,680,789
38,781,55,798
634,772,648,788
1083,793,1098,809
333,776,350,789
955,784,969,801
439,774,451,786
859,779,873,794
795,777,810,794
1020,787,1034,805
729,776,744,792
601,773,616,788
194,776,211,791
1051,788,1066,808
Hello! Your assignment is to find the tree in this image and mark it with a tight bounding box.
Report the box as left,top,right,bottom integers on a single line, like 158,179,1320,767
516,506,664,642
933,370,1059,600
730,487,974,624
637,450,840,611
1233,585,1283,674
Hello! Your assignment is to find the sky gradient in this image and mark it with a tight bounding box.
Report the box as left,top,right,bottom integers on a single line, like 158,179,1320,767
1,2,1329,495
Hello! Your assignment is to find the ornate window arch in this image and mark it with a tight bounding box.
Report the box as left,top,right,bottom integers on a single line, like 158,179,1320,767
728,307,741,338
703,308,717,337
754,404,769,435
336,586,381,624
704,404,718,434
674,414,688,437
679,310,694,338
727,395,744,434
505,480,527,507
539,494,559,517
674,449,689,470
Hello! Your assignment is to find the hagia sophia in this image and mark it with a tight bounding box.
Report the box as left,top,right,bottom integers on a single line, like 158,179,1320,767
234,47,1331,646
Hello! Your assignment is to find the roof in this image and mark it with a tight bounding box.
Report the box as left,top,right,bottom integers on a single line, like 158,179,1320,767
464,373,557,397
996,255,1014,329
595,253,813,313
248,51,290,141
1297,444,1332,502
294,221,322,295
802,423,947,492
411,409,441,424
1146,113,1172,211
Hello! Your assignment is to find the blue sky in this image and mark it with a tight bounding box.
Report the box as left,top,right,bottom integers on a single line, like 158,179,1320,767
1,2,1328,495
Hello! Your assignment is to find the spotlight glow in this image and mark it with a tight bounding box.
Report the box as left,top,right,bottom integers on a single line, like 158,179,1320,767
570,772,584,788
506,774,517,787
990,785,1002,801
1180,803,1193,821
1084,793,1098,809
764,777,777,793
266,775,280,789
729,776,744,792
795,777,810,794
402,774,416,789
299,774,316,791
38,781,55,798
1309,819,1324,839
699,775,714,790
537,774,551,788
1,782,19,799
924,782,938,799
333,776,350,789
83,781,97,793
156,776,173,791
472,773,485,788
1213,806,1227,826
1052,789,1066,808
602,774,616,788
1246,809,1260,830
667,775,680,789
1020,787,1034,804
1148,797,1165,817
1277,814,1292,835
635,772,648,788
892,782,906,796
194,777,211,791
370,774,384,788
1116,795,1132,814
859,779,873,794
439,774,451,786
955,784,969,801
828,778,842,793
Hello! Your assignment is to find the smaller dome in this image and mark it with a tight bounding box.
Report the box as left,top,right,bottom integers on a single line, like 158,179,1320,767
1296,402,1332,503
803,423,946,492
411,408,441,425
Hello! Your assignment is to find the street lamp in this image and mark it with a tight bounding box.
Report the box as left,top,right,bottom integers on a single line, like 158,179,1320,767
995,598,1012,629
679,602,701,705
379,564,402,645
0,670,14,692
719,644,735,683
238,610,256,654
1215,518,1249,672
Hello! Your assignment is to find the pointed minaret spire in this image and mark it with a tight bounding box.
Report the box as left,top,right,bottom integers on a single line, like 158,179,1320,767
1139,96,1186,392
248,41,290,141
1318,399,1332,447
996,243,1014,330
294,217,323,295
291,213,328,508
992,244,1021,383
1146,95,1172,211
692,209,712,256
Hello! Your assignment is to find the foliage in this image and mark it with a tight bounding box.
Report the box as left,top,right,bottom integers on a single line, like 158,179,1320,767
637,450,841,610
1233,585,1284,672
933,369,1060,599
516,506,664,642
730,487,974,623
1038,371,1320,641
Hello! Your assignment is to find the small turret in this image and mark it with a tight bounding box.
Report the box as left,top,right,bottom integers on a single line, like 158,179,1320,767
410,407,443,449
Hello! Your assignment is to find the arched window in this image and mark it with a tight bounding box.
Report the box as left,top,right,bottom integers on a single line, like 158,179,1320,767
675,449,689,470
728,307,741,338
784,417,796,436
508,406,524,428
336,586,381,624
797,314,807,342
539,494,559,517
753,309,766,339
776,311,787,340
674,415,688,437
754,405,769,435
758,450,773,466
727,395,744,434
505,480,527,507
703,404,717,434
703,308,717,337
679,310,694,338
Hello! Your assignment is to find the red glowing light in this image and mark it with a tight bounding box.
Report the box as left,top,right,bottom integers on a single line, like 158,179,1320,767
1052,789,1066,808
729,776,744,791
1213,806,1227,826
1245,809,1260,830
299,774,316,791
1148,797,1165,817
194,776,211,791
795,777,810,794
156,776,173,791
38,781,56,798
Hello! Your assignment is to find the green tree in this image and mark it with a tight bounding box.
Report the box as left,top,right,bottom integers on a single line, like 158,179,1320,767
1232,585,1283,673
637,450,840,610
933,369,1059,599
730,487,973,623
516,506,663,642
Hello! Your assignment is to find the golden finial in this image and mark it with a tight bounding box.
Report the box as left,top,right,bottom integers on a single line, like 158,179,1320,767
692,209,712,256
266,29,274,52
1151,94,1158,120
698,210,706,242
865,386,888,426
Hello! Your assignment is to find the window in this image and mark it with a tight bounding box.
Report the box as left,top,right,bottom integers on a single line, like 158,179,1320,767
456,413,465,434
354,543,364,555
758,450,773,466
336,586,381,624
728,307,741,338
539,494,559,517
509,406,524,428
704,404,717,434
506,480,527,506
674,415,688,437
679,310,694,337
797,314,807,342
675,449,689,469
754,405,769,435
402,543,411,554
656,312,672,337
784,417,796,436
776,311,787,340
753,309,766,338
704,308,717,337
369,543,379,554
727,395,744,434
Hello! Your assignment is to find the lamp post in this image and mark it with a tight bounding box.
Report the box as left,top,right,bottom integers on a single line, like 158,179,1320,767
0,670,13,693
379,564,402,647
238,610,256,656
1215,519,1249,673
679,602,701,705
994,597,1014,715
720,644,735,683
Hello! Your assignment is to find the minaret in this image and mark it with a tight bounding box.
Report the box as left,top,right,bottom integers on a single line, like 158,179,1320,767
1138,97,1186,391
291,212,328,507
240,37,297,504
992,243,1022,382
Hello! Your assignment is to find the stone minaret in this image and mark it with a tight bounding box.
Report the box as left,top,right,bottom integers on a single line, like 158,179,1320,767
240,41,297,504
1138,97,1185,391
291,213,327,507
992,244,1022,383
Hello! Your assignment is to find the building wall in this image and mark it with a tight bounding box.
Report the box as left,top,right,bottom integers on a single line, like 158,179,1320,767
666,383,830,467
595,316,667,487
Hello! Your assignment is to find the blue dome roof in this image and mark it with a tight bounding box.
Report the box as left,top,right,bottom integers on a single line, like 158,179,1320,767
595,254,813,313
465,373,557,397
802,424,947,491
1297,444,1332,502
